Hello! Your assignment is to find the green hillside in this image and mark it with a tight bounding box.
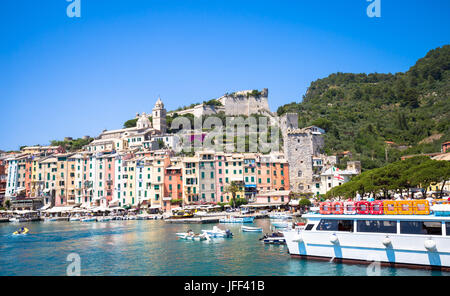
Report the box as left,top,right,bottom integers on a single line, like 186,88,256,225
277,45,450,170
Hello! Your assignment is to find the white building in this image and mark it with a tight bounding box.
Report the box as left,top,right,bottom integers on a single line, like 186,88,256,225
314,166,359,196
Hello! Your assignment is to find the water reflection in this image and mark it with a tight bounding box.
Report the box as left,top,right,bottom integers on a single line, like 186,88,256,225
1,220,449,276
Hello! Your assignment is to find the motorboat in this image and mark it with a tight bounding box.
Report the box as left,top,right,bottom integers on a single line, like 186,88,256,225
202,226,233,238
176,231,210,241
69,215,81,221
260,232,286,244
269,212,292,220
271,221,292,229
96,217,112,222
81,217,96,222
242,226,263,232
219,217,255,223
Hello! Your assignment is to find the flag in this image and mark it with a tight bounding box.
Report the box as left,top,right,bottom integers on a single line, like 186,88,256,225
332,167,344,181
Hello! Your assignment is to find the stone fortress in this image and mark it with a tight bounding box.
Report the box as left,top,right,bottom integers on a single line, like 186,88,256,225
169,88,272,118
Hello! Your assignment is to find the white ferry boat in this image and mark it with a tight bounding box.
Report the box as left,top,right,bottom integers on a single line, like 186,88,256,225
283,200,450,271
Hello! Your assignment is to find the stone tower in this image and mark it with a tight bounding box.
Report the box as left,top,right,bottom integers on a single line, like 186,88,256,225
280,113,325,193
153,97,167,134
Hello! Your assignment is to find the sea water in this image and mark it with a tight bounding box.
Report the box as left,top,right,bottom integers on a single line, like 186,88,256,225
0,219,448,276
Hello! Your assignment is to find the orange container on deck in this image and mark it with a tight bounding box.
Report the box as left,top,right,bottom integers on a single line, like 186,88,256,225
397,200,413,215
331,201,344,215
356,201,370,215
369,201,384,215
319,202,332,215
383,200,397,215
413,200,430,215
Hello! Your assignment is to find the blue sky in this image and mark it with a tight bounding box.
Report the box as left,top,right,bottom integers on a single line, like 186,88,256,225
1,0,449,151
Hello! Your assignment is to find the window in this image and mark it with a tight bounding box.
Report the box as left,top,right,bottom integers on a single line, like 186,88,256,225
400,221,442,235
357,220,397,233
446,222,450,236
298,170,302,177
317,219,353,232
305,224,315,231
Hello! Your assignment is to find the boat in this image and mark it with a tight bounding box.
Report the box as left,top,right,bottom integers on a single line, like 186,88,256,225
260,232,286,244
96,217,112,222
9,216,32,223
202,226,233,238
69,216,81,221
242,226,263,232
283,200,450,271
269,212,292,220
13,227,29,235
271,221,292,229
44,217,61,222
81,217,96,222
176,231,210,241
219,217,255,223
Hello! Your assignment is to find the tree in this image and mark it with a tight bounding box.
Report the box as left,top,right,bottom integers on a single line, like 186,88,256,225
224,181,242,208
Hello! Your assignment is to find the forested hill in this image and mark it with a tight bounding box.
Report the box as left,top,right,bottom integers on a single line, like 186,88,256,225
277,45,450,170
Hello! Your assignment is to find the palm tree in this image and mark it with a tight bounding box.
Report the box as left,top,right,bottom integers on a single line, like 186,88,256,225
224,181,241,209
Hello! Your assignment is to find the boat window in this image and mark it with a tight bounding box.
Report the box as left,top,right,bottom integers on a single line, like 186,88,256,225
305,224,314,231
400,221,442,235
316,219,353,232
446,222,450,236
357,220,397,234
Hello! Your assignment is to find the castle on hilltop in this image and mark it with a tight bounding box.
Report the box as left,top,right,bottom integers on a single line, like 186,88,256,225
171,88,271,117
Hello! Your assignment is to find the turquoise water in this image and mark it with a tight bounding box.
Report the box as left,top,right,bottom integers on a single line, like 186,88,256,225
1,219,449,276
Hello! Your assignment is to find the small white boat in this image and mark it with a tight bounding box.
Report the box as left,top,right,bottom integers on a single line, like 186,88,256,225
44,217,60,222
69,217,81,221
202,226,233,238
242,226,263,232
260,232,286,244
126,216,137,220
81,217,96,222
269,212,292,220
272,221,291,229
176,231,210,241
220,217,255,223
96,217,112,222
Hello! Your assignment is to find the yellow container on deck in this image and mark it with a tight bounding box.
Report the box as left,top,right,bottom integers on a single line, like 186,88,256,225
397,200,413,215
383,200,397,215
413,200,430,215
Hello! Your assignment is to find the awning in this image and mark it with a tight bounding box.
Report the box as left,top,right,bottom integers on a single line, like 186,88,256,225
39,204,51,211
242,203,285,208
14,210,37,214
45,206,74,213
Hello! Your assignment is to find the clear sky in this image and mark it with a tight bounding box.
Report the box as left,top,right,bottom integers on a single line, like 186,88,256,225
1,0,449,151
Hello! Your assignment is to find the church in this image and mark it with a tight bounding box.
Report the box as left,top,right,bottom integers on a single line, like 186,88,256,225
85,98,167,152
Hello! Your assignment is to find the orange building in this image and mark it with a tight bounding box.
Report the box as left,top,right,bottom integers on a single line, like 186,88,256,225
256,159,289,192
163,166,183,212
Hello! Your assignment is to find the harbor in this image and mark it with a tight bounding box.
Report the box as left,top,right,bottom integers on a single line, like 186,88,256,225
1,218,449,276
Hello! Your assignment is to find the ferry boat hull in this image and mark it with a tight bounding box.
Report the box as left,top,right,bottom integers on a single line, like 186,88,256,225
283,213,450,271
